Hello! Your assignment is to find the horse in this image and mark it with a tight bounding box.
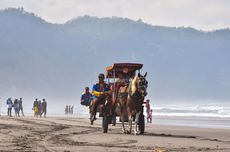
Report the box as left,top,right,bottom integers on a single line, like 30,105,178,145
115,72,148,135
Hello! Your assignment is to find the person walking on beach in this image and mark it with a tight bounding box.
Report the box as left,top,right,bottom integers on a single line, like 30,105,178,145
38,100,42,117
147,109,153,123
33,98,39,117
14,99,20,117
70,106,73,114
6,98,13,117
145,99,151,123
19,98,24,116
65,105,68,115
0,97,2,116
42,99,47,118
68,105,71,115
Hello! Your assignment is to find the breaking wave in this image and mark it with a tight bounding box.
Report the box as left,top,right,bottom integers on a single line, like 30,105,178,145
151,105,230,118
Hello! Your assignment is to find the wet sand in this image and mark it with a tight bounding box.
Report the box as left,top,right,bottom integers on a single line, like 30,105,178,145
0,116,229,152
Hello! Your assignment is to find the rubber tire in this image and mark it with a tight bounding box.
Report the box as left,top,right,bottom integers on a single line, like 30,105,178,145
138,114,145,134
102,115,108,133
90,113,94,125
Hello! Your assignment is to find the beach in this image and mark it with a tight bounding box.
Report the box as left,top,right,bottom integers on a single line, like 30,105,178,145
0,116,229,152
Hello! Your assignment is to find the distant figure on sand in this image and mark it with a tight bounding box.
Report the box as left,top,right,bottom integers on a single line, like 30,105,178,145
64,105,74,115
145,99,151,123
6,98,13,117
42,99,47,118
33,98,39,117
71,106,74,114
68,105,71,115
14,99,20,117
147,109,153,123
65,105,68,114
38,100,42,117
19,98,24,116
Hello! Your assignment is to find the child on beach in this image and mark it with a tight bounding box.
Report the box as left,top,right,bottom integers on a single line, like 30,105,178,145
147,109,153,123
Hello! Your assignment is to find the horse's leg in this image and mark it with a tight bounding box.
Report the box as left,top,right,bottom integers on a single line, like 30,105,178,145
117,103,125,133
134,111,141,135
126,97,133,134
121,112,126,133
117,101,126,133
128,115,132,134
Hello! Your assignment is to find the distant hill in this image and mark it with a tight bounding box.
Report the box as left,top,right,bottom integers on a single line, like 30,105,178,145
0,8,230,105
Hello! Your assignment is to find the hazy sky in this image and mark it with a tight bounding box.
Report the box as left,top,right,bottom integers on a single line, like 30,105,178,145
0,0,230,30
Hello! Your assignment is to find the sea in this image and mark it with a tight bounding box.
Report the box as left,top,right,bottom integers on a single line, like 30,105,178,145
150,105,230,129
1,102,230,129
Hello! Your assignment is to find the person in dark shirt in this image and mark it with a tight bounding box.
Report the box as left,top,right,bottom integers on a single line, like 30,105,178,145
81,87,92,106
33,98,39,117
19,98,24,117
14,99,20,117
42,99,47,118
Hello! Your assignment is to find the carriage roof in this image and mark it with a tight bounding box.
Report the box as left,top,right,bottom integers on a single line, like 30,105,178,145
106,63,143,78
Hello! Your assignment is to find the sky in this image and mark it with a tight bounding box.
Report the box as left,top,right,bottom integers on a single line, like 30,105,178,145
0,0,230,30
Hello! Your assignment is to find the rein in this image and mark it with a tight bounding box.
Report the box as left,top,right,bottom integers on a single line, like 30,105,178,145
129,90,145,101
128,75,147,102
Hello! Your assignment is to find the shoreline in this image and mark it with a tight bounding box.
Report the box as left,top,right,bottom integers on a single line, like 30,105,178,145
0,116,230,151
2,113,230,130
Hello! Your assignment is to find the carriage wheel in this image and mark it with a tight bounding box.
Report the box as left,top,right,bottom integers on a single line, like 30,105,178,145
138,114,145,134
90,112,94,125
102,102,111,133
102,115,109,133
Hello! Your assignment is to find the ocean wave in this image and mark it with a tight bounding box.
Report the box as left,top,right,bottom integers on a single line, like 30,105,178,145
150,105,230,118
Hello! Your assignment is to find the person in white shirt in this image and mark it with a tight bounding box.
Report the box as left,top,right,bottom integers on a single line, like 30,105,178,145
6,98,13,117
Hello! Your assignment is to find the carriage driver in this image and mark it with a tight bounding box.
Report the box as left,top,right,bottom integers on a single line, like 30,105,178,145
91,73,112,120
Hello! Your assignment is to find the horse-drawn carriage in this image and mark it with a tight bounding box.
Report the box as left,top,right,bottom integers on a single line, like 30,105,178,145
90,63,148,134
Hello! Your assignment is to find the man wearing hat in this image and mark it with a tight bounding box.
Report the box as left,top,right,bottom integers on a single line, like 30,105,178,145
91,73,111,121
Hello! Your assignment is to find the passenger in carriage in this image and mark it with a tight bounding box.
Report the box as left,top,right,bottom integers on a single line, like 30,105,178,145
91,73,111,120
116,73,129,90
115,73,130,100
115,74,127,100
80,87,92,106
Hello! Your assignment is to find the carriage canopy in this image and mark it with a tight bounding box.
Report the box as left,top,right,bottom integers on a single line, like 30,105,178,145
106,63,143,78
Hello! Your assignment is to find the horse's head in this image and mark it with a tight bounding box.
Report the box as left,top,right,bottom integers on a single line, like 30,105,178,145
131,72,148,97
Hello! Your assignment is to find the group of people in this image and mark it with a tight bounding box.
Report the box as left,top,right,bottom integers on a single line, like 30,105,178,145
33,98,47,118
80,73,111,121
80,73,153,123
6,97,24,117
65,105,74,115
5,98,48,118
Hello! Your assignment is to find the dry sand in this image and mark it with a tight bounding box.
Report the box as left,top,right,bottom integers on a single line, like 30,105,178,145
0,116,229,152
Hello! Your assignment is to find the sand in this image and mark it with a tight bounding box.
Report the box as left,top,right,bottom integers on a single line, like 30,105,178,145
0,116,229,152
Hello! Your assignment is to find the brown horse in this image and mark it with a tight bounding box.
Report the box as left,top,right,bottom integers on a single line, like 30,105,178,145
115,72,148,134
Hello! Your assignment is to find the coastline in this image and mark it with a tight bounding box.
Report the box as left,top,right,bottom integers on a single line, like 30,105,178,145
0,116,229,151
151,115,230,130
